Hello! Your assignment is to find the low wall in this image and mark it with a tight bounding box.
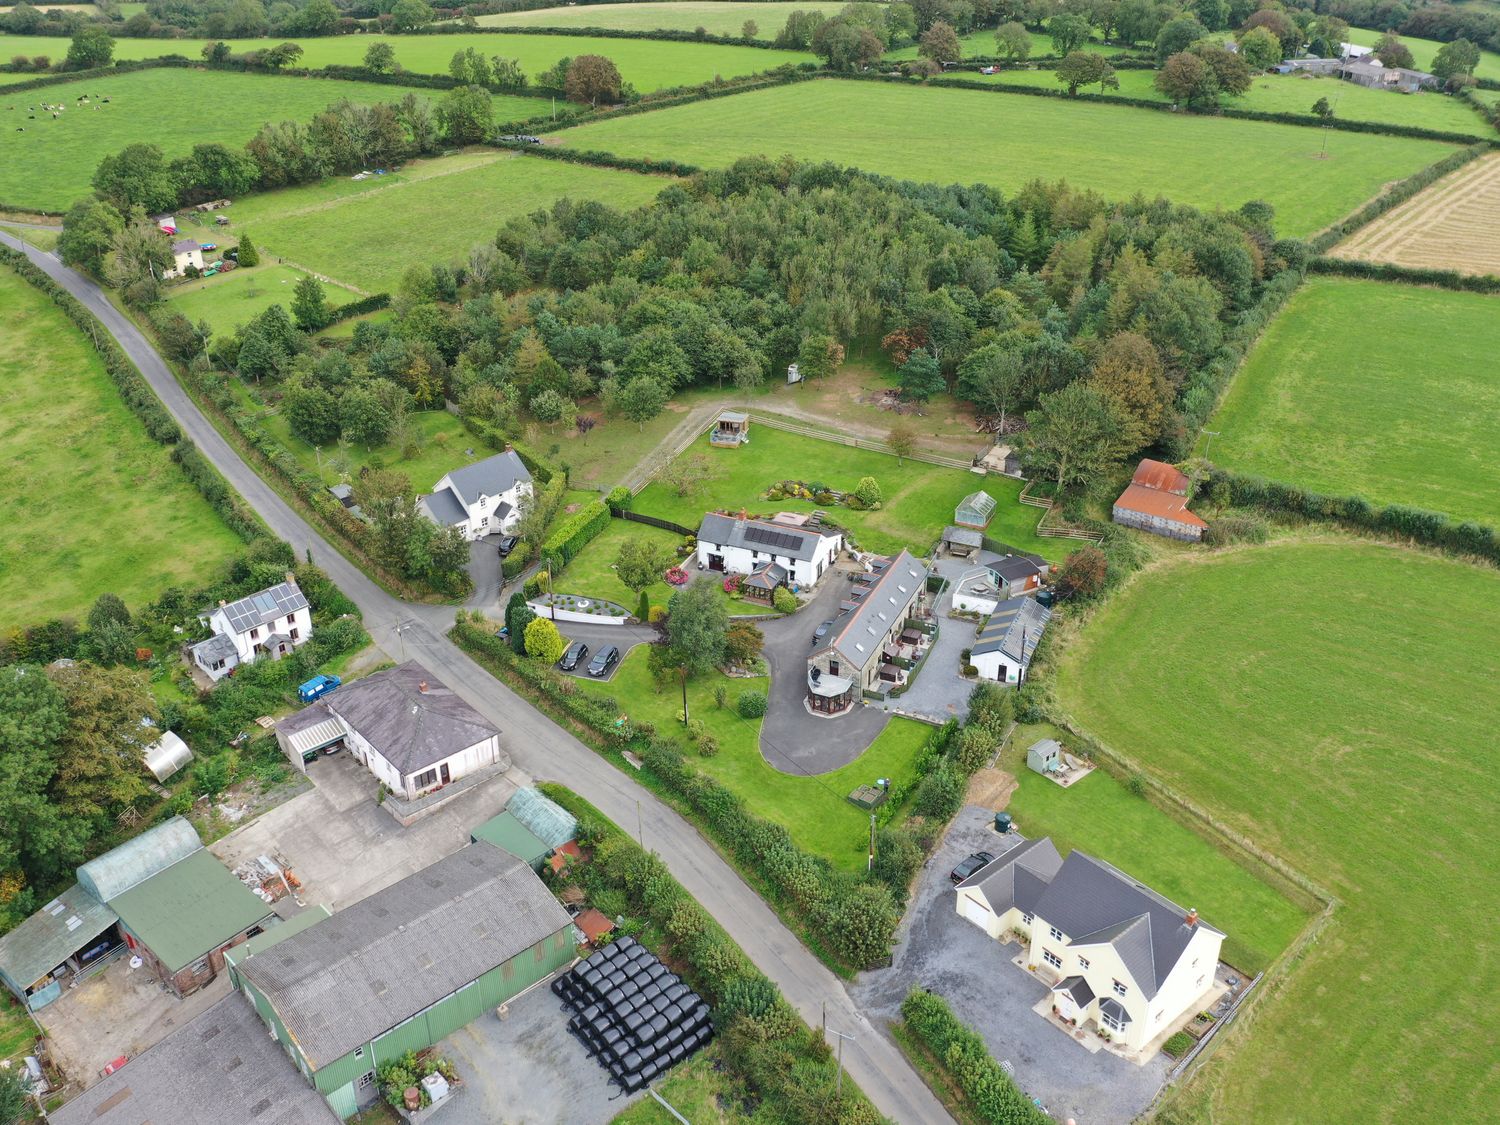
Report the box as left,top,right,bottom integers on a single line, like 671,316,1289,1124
526,599,630,625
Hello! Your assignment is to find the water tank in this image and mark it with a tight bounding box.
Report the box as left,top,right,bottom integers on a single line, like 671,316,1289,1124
994,812,1014,834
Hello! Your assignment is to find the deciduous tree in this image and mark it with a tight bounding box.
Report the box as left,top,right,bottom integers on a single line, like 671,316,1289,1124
65,26,114,69
436,84,494,145
564,54,624,106
1055,50,1118,95
617,375,669,430
919,20,961,63
615,538,674,596
363,41,397,73
1021,380,1140,490
666,580,728,677
1049,12,1091,56
994,21,1031,60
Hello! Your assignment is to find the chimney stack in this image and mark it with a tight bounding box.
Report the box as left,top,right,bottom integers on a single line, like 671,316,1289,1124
418,681,429,694
1186,908,1198,928
285,571,297,587
218,600,227,608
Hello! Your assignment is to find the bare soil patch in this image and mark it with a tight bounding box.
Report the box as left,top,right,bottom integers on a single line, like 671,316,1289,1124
964,767,1018,811
1333,152,1500,278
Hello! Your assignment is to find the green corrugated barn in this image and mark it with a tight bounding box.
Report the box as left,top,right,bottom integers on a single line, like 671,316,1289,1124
232,841,576,1118
470,811,551,871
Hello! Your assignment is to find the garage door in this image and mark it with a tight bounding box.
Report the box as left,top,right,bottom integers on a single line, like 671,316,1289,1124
960,895,992,933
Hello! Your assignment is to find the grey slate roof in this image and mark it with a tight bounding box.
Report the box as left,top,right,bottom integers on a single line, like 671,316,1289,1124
170,238,199,254
1054,975,1095,1008
215,582,308,636
442,450,531,507
697,512,833,563
991,555,1041,584
1099,997,1132,1024
819,550,926,671
49,993,338,1125
971,595,1052,665
419,486,468,527
238,841,572,1069
191,632,238,664
957,837,1063,915
323,662,498,776
942,525,983,548
0,884,117,993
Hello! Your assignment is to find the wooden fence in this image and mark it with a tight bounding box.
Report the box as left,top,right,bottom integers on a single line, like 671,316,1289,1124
1018,481,1105,543
616,510,696,537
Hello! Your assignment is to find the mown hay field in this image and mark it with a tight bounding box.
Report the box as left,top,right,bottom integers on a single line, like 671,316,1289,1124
552,78,1460,237
1207,276,1500,526
1333,150,1500,277
476,1,848,38
1056,540,1500,1123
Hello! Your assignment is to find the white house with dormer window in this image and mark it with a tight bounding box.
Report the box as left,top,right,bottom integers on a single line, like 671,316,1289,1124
955,837,1224,1052
695,511,842,589
418,450,533,541
189,576,312,682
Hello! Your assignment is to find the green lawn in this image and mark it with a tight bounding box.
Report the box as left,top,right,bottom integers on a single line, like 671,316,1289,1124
1207,277,1500,528
165,263,362,334
0,68,543,212
939,66,1490,134
0,267,242,629
226,377,498,492
1002,723,1310,974
579,645,932,871
222,151,669,293
478,1,849,38
1055,540,1500,1123
0,221,59,250
633,424,1055,559
0,31,810,91
886,28,1129,61
553,78,1459,238
1346,24,1500,80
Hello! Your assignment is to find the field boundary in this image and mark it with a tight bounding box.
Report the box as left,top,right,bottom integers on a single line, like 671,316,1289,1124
1306,142,1491,252
1309,255,1500,290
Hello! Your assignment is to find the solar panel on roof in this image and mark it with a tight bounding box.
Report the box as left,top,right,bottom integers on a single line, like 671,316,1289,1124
743,525,803,551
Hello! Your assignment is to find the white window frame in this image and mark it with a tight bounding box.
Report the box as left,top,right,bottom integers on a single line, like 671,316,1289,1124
1102,1011,1125,1034
1112,979,1128,997
1048,925,1064,941
1021,911,1033,925
1042,949,1062,970
1078,956,1090,970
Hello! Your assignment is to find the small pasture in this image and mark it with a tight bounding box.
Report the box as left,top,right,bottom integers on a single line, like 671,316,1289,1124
0,266,242,629
223,151,670,294
1207,276,1500,527
552,78,1460,237
1055,540,1500,1122
1333,150,1500,277
476,2,849,38
165,263,363,334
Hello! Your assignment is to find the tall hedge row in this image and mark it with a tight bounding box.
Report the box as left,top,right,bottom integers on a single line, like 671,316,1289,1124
0,245,266,544
1308,256,1500,293
901,989,1050,1125
540,498,610,566
1307,144,1491,254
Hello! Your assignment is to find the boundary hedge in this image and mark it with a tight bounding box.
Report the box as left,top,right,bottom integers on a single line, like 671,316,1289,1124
540,497,610,565
0,244,267,545
495,142,700,176
1308,255,1500,291
1211,466,1499,567
1307,143,1490,252
900,989,1050,1125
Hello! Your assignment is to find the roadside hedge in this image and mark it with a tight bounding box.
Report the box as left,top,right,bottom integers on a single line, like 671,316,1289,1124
540,498,610,566
900,989,1050,1125
1308,256,1500,293
1212,466,1499,566
1307,144,1490,253
0,245,267,544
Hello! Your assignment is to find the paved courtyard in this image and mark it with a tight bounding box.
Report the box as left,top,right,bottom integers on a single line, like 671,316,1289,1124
875,556,979,725
852,806,1168,1125
431,974,644,1125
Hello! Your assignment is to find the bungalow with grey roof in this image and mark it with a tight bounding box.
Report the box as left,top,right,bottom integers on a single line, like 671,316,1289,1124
418,449,533,541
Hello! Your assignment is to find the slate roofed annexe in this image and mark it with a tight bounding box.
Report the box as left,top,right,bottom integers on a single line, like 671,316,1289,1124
238,841,572,1069
972,595,1052,665
212,581,309,635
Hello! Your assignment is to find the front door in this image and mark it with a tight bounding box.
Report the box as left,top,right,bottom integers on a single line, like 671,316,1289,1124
708,554,725,572
440,762,451,784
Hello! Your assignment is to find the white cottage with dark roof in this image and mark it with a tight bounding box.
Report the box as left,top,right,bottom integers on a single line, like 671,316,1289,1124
970,595,1050,684
696,511,843,589
956,838,1225,1052
419,449,533,540
190,576,312,681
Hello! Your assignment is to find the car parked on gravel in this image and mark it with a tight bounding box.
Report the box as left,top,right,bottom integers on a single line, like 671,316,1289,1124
950,851,995,884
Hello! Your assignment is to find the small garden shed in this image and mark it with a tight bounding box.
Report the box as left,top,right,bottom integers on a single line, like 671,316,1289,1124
1027,739,1062,776
955,490,997,529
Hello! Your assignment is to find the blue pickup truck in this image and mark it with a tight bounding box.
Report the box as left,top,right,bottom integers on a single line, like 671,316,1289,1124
297,674,341,703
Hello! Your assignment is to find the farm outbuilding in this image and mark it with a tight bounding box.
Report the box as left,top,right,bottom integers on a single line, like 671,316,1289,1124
942,525,983,557
954,490,997,529
471,811,552,871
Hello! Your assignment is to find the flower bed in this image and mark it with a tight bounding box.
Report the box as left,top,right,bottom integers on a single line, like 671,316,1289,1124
527,593,630,624
664,566,689,586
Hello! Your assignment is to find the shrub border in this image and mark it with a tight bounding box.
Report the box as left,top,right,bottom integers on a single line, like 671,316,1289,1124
1308,254,1500,291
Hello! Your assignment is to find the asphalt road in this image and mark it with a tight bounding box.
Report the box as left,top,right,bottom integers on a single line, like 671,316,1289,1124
1,232,954,1125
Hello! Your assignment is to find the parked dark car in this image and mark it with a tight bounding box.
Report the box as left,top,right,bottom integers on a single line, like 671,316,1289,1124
558,641,589,672
496,535,520,558
587,645,620,678
811,620,834,646
950,851,995,884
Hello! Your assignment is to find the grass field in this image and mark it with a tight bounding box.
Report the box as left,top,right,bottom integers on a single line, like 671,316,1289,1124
1333,150,1500,277
886,28,1128,61
165,263,363,334
1207,276,1500,527
0,267,242,629
219,151,669,293
1346,23,1500,80
939,66,1490,134
1002,723,1310,974
477,1,849,38
1055,540,1500,1122
0,68,542,211
578,644,933,870
0,221,59,250
0,31,810,90
632,424,1055,559
552,78,1459,237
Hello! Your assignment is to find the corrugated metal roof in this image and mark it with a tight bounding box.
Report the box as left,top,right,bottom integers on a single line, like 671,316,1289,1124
1130,459,1190,495
77,817,203,904
225,907,332,970
471,812,550,868
108,849,272,973
507,787,577,849
1113,484,1207,528
0,885,117,993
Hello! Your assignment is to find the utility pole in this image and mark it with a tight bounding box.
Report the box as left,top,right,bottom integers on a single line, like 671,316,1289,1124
680,667,689,726
868,811,876,873
828,1027,856,1098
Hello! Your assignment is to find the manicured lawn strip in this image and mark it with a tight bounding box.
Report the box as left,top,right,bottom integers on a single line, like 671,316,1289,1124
1207,277,1500,528
1055,541,1500,1123
478,1,850,38
0,267,242,629
224,377,498,492
632,425,1053,559
230,153,670,293
941,66,1488,134
554,79,1458,238
0,32,811,90
1346,24,1500,80
576,644,931,871
0,68,539,211
1002,724,1310,974
165,264,362,334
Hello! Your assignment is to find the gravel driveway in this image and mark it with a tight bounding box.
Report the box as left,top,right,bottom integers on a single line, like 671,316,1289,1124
852,807,1169,1125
